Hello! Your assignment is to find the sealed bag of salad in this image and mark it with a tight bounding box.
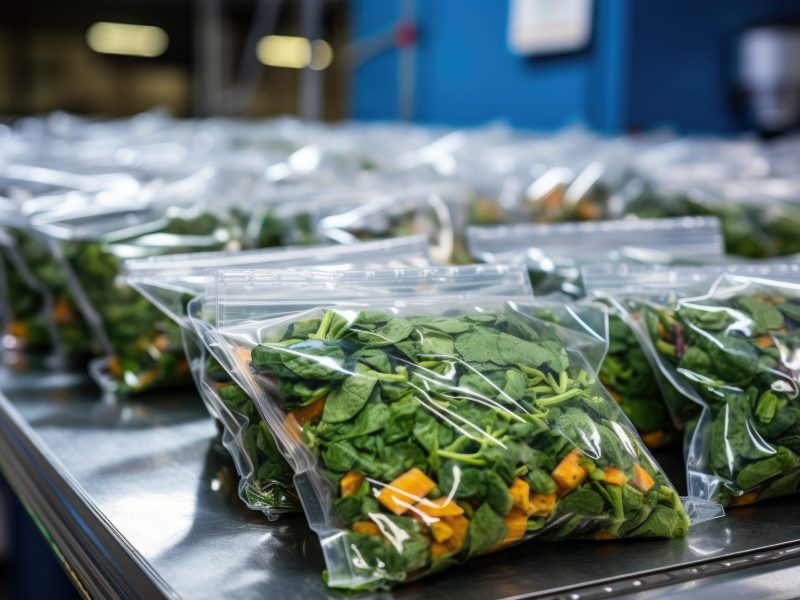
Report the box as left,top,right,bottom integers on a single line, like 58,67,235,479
627,264,800,507
191,266,692,590
0,198,94,362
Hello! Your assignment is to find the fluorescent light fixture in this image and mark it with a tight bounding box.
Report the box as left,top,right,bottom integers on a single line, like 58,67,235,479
309,40,333,70
256,35,333,69
86,22,169,58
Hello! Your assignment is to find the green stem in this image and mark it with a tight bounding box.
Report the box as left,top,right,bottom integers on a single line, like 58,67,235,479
367,370,408,382
444,435,472,453
656,340,676,357
559,372,570,394
436,449,487,466
528,385,553,394
520,365,547,379
536,387,581,407
313,310,334,339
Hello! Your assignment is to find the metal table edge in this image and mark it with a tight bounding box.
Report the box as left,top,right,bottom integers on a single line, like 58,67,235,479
0,391,179,600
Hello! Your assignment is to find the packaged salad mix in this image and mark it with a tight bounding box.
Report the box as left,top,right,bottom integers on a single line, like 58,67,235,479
191,266,693,590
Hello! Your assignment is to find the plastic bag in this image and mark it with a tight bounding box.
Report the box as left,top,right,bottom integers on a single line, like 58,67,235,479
184,263,533,518
192,267,689,590
316,181,472,264
0,199,94,362
31,192,247,394
468,216,725,297
631,268,800,506
621,177,800,259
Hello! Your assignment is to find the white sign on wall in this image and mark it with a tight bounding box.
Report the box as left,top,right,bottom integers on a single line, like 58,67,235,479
508,0,594,55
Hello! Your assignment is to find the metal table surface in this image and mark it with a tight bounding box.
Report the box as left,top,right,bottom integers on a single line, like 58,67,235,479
1,368,800,600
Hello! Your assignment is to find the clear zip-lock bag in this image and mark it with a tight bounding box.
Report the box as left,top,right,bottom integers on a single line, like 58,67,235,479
582,260,800,452
184,264,534,519
124,236,433,516
316,181,472,264
467,216,725,297
0,199,89,364
618,264,800,507
29,175,248,395
191,266,695,590
620,175,800,259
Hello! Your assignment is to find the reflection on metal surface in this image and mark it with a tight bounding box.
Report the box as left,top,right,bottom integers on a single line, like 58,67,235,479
2,369,800,599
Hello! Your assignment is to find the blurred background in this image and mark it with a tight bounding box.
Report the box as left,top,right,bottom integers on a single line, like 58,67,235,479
1,0,799,133
2,1,800,598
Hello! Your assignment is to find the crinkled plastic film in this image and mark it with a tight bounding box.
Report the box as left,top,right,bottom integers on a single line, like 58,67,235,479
192,267,691,590
186,265,533,519
467,216,724,297
634,270,800,507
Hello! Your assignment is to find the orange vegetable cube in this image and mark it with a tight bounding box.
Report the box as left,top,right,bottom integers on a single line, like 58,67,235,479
414,496,464,517
631,464,655,493
431,542,450,561
602,467,627,486
340,471,365,497
52,298,74,325
509,478,531,513
352,521,381,536
641,430,665,449
499,508,528,547
7,321,29,339
528,493,557,517
442,514,469,551
552,449,587,491
430,521,454,543
377,468,437,515
730,491,759,507
284,396,327,442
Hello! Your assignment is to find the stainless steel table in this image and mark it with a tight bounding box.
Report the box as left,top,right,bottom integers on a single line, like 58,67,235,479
2,368,800,600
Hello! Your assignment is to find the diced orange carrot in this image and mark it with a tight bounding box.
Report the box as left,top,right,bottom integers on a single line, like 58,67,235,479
377,468,437,515
414,496,464,517
552,449,587,492
755,335,774,349
136,369,158,389
52,297,74,325
509,478,531,513
631,464,655,493
730,491,759,507
235,346,252,364
7,321,29,339
431,542,450,561
597,530,616,540
442,514,469,552
153,334,171,352
602,466,627,486
528,493,557,517
496,508,527,549
352,521,381,536
576,201,600,221
430,521,454,543
340,471,365,498
108,357,123,377
641,430,665,449
284,396,327,442
176,359,190,375
608,389,622,403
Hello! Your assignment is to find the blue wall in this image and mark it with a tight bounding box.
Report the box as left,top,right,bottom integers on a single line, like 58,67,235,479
352,0,631,131
352,0,800,133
